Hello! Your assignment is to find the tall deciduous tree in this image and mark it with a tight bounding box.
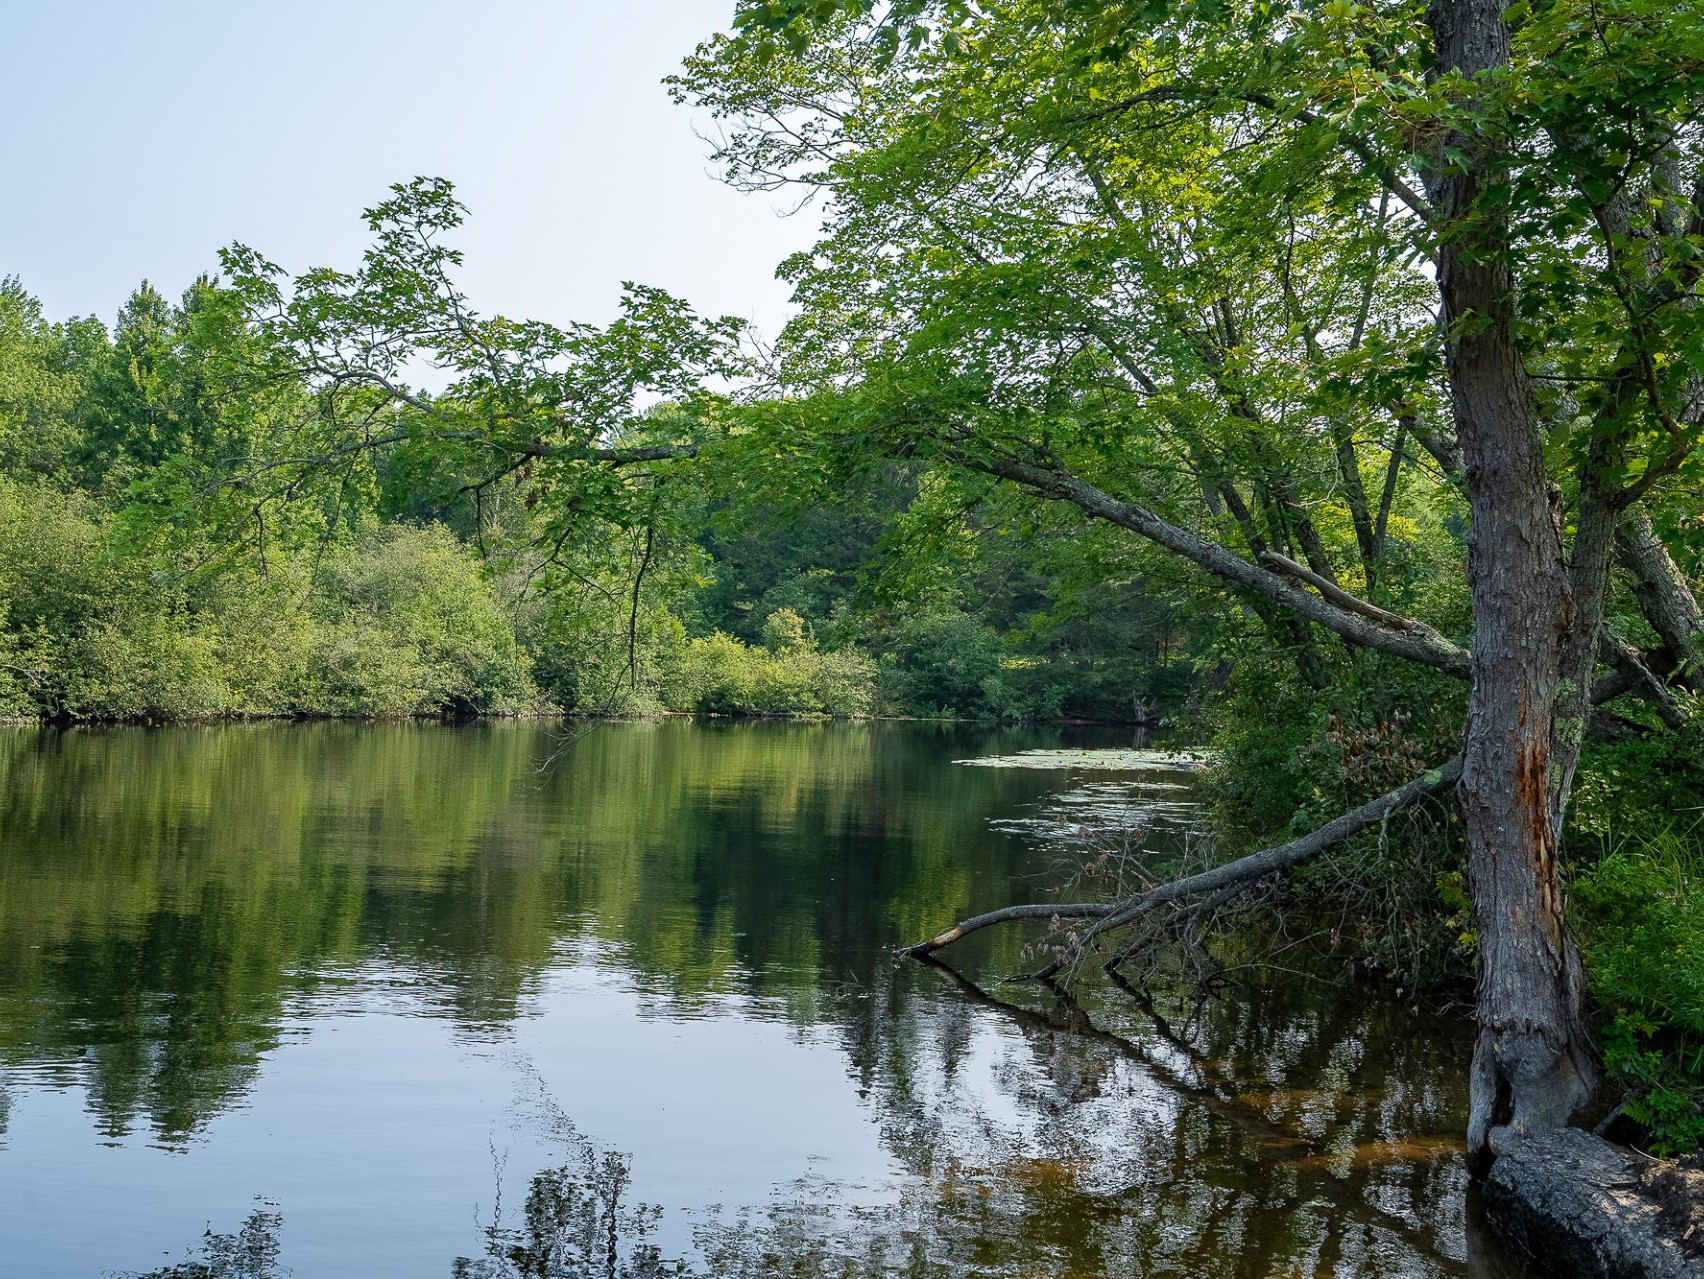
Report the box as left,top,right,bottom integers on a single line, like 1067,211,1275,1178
686,0,1704,1161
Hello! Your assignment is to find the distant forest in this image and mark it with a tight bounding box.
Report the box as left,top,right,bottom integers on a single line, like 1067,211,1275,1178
0,263,1190,725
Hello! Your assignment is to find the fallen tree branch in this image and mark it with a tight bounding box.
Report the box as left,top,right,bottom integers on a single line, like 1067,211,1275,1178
899,756,1464,963
1104,880,1249,975
1028,755,1464,981
1257,550,1438,636
895,901,1120,957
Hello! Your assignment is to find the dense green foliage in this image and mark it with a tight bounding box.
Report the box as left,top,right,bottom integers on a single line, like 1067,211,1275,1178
681,0,1701,1149
0,262,1195,723
1569,730,1704,1153
0,481,530,720
1574,834,1704,1155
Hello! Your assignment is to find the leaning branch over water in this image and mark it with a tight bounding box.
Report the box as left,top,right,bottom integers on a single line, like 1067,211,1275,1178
898,756,1465,965
950,452,1475,678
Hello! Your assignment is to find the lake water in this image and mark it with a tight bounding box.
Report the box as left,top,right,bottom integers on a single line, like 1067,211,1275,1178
0,721,1532,1277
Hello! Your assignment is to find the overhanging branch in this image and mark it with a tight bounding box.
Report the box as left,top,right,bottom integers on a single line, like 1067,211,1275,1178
951,450,1473,677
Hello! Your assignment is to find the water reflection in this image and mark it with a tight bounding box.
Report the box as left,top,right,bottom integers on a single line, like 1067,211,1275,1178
112,970,1531,1279
0,722,1529,1276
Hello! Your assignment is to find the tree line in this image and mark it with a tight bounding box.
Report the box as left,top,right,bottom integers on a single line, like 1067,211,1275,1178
0,257,1187,724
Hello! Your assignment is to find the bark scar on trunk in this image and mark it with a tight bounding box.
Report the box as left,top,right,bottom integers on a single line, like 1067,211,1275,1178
1513,735,1565,953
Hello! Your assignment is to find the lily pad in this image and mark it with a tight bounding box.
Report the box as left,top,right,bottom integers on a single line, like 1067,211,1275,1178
952,748,1205,771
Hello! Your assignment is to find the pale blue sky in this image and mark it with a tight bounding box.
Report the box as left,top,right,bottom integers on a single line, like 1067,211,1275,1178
0,2,814,339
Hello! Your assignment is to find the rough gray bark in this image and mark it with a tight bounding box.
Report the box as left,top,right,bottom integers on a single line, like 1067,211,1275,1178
1483,1128,1704,1278
1618,507,1704,684
1426,0,1596,1163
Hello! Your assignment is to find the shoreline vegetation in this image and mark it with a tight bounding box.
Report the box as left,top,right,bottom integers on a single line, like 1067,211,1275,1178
0,707,1166,728
0,461,1185,728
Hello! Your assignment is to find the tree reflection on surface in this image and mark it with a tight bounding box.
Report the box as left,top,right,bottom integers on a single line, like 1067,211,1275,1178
0,723,1532,1277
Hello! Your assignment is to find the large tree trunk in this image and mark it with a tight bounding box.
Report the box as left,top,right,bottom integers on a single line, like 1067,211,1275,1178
1426,0,1596,1164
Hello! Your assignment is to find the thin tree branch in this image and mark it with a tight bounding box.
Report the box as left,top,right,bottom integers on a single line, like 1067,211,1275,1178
1258,550,1437,635
899,756,1464,961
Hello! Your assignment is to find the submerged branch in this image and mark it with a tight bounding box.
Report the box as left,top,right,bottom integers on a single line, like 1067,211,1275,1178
896,901,1119,957
899,756,1464,966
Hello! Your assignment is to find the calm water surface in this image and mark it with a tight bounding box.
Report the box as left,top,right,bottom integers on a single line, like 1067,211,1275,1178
0,721,1531,1277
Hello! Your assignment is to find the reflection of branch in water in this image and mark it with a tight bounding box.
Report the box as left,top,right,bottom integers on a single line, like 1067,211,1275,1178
916,957,1452,1261
453,1150,666,1279
921,956,1302,1150
1104,965,1212,1070
114,1200,285,1279
115,1122,1473,1279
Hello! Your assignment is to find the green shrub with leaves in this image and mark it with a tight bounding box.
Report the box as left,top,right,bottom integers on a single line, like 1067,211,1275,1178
1573,835,1704,1156
657,628,877,717
0,482,533,720
303,525,534,717
0,477,222,719
1200,649,1465,847
1570,725,1704,845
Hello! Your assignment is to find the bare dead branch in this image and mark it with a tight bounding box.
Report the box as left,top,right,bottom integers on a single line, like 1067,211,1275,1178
1257,550,1439,635
899,756,1464,962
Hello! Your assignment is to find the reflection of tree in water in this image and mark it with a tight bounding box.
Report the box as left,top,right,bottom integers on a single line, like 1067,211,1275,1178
453,1150,665,1279
120,1153,927,1279
114,967,1530,1279
0,722,1055,1144
120,1201,284,1279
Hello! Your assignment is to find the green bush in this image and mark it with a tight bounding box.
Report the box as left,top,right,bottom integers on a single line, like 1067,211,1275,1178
759,607,811,653
1571,726,1704,844
1573,835,1704,1156
808,646,879,717
1200,650,1463,843
883,607,1003,716
0,477,219,719
303,525,534,717
655,629,877,717
0,483,532,721
876,606,1066,720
